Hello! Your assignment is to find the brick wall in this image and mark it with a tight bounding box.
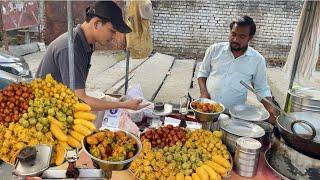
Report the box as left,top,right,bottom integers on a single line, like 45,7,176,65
151,0,303,63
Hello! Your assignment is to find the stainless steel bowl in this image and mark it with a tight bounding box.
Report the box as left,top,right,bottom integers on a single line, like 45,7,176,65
220,119,265,153
190,98,225,122
82,128,142,172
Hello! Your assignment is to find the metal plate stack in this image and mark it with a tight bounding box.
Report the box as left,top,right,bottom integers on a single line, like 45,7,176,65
234,137,262,177
288,88,320,113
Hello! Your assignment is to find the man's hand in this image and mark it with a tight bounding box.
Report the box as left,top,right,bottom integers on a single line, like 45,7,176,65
261,97,279,124
123,99,150,110
265,105,278,124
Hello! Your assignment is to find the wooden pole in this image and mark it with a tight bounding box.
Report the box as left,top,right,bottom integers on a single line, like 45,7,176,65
0,1,9,51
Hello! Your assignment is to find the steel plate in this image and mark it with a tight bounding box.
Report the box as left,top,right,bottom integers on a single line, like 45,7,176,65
220,119,265,138
229,104,269,121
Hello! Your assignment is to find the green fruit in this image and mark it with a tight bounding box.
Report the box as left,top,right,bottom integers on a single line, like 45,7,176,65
182,154,188,162
163,146,169,152
21,120,29,128
166,154,173,162
36,113,44,119
42,127,49,133
190,155,196,162
36,107,44,114
28,111,35,118
19,118,26,123
66,116,73,123
48,108,55,116
29,118,37,126
36,123,43,131
182,162,188,169
22,113,28,119
66,109,72,116
28,100,34,106
40,117,48,125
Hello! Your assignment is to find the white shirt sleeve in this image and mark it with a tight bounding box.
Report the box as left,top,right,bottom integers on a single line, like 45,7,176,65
253,57,272,101
197,44,215,78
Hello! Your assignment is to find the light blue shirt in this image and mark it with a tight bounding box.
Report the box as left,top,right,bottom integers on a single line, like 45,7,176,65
197,42,271,109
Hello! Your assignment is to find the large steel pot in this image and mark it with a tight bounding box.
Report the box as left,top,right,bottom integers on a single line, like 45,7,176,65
276,112,320,159
265,136,320,180
288,88,320,113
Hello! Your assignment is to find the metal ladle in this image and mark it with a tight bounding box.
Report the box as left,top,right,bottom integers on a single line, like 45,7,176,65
240,81,315,137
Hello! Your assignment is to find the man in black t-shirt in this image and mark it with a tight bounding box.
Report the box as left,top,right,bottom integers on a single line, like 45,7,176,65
36,1,147,111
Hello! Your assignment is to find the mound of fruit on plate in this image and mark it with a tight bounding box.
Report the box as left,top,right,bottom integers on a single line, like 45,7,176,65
191,101,223,113
130,126,231,180
85,129,139,161
0,74,97,165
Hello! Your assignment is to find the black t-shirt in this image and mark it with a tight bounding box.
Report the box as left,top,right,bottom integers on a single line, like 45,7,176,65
36,24,93,89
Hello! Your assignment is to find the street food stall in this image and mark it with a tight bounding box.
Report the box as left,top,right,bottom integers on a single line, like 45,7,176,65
1,0,320,180
0,75,275,179
1,75,319,179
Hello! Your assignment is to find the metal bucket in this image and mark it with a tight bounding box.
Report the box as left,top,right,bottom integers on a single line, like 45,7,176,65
289,88,320,114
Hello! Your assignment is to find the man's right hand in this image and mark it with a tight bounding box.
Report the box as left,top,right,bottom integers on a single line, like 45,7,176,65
124,99,150,110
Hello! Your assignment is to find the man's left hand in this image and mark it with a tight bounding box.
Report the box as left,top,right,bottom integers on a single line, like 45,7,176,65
261,97,279,124
265,105,278,124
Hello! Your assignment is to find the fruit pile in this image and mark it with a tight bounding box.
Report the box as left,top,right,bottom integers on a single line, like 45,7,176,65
0,74,97,166
18,74,79,133
140,125,186,148
130,129,231,180
185,129,229,160
0,83,33,126
173,155,231,180
51,102,97,165
86,130,138,161
130,140,173,179
0,123,55,164
191,101,223,113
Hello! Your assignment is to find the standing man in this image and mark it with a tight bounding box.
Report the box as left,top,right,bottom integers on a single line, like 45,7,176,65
36,1,147,111
197,15,277,123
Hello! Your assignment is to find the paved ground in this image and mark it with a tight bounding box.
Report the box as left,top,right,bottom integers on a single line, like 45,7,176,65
23,50,320,108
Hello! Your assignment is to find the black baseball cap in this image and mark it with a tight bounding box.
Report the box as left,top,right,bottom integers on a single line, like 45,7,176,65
86,1,132,33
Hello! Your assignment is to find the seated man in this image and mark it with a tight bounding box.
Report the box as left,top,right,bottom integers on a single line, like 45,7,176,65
197,15,277,123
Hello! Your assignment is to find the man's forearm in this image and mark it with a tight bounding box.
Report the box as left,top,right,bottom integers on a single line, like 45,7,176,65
198,77,211,98
80,95,127,111
74,89,127,111
198,77,209,94
74,89,128,111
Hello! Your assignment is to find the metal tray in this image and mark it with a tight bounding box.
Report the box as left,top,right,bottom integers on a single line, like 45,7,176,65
220,119,265,138
229,104,269,122
41,168,105,179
